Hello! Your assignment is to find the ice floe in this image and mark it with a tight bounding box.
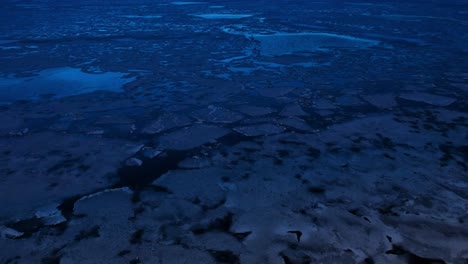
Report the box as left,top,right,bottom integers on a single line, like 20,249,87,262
237,105,276,116
312,98,337,110
362,93,397,109
142,113,192,134
336,95,364,106
125,157,143,167
277,117,313,131
158,124,229,150
140,147,162,159
257,86,295,97
399,92,457,106
35,204,66,226
279,103,308,116
153,168,226,208
233,124,285,136
0,226,23,239
0,132,142,221
178,156,212,169
74,188,133,211
191,106,244,123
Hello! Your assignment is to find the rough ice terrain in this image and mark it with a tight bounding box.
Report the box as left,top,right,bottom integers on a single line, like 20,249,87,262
0,0,467,263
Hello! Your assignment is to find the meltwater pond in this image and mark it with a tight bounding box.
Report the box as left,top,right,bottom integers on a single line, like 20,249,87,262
192,14,253,19
0,1,467,264
251,33,380,56
0,67,133,103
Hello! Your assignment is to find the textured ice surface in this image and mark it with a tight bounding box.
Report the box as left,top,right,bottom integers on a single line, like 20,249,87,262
280,104,308,116
0,132,142,220
0,67,133,103
158,124,229,150
153,168,226,207
399,92,457,106
250,33,379,56
0,1,466,263
142,113,192,134
237,105,276,116
234,123,285,136
192,14,253,19
191,106,244,123
278,117,313,131
362,94,397,109
257,86,295,97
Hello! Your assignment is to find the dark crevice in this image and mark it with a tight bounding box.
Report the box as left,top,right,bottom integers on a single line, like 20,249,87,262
385,245,446,264
129,229,144,245
74,225,100,241
114,150,186,191
287,230,303,242
232,231,252,242
192,212,233,235
208,250,240,264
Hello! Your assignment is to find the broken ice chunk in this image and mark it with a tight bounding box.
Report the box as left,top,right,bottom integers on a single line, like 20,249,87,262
336,95,364,106
0,226,23,239
35,204,66,226
158,124,229,150
141,147,162,159
237,105,275,116
312,98,336,110
399,92,456,106
257,86,294,97
178,156,212,169
142,113,191,134
361,94,397,109
8,128,29,137
278,117,312,131
191,106,244,123
125,157,143,167
234,124,285,136
74,188,133,210
153,168,226,208
279,104,308,117
87,130,104,135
